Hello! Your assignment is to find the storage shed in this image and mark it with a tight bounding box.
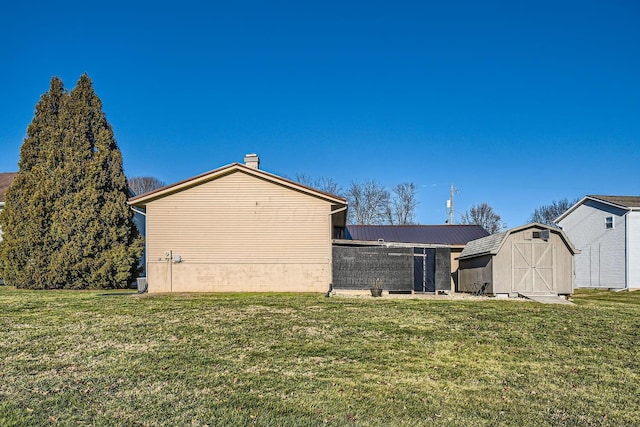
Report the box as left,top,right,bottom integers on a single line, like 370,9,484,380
457,223,578,297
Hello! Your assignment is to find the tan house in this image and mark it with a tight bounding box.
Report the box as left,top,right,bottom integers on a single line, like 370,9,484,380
129,155,347,293
457,223,578,297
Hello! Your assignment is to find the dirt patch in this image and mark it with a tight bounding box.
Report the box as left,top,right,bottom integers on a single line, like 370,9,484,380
331,290,517,301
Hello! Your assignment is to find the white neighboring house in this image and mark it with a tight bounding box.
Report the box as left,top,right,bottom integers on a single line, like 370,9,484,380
556,195,640,290
0,173,18,243
0,173,17,285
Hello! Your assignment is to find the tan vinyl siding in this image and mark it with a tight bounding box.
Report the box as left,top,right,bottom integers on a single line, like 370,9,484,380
450,247,463,291
146,171,330,263
143,170,335,293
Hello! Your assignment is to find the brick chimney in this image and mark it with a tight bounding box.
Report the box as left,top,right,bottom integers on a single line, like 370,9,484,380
244,153,260,169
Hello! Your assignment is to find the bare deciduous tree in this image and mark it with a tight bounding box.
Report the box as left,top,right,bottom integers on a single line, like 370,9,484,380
528,197,579,227
387,182,418,225
295,175,419,225
347,180,390,225
460,202,506,234
128,176,165,196
295,173,343,197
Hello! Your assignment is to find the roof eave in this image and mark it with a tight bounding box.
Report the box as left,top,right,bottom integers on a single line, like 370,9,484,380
556,196,636,223
457,250,495,261
554,196,589,223
128,163,347,207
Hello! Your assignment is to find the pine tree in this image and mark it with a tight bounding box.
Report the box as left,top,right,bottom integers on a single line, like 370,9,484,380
0,77,66,288
0,75,143,289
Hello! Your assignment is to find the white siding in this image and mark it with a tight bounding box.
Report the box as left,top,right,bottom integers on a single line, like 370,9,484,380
627,211,640,289
558,201,627,288
0,204,4,242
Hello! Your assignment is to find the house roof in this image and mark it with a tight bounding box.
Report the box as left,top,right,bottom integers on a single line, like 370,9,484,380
587,195,640,209
0,172,18,203
458,223,578,260
129,162,347,208
555,195,640,223
345,225,489,246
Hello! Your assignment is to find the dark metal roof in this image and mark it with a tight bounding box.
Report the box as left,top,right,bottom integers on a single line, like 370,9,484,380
345,225,489,246
0,173,17,203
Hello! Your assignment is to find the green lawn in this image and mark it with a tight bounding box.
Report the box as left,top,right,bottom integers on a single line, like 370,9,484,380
0,288,638,426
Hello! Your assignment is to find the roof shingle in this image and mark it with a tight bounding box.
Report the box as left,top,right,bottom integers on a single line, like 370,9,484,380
345,225,489,246
458,232,508,258
0,173,18,203
588,195,640,209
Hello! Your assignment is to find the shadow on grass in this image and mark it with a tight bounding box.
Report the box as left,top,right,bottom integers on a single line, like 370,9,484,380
96,292,139,297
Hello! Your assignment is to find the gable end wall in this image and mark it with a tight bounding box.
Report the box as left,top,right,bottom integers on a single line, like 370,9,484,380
145,171,332,292
558,201,626,288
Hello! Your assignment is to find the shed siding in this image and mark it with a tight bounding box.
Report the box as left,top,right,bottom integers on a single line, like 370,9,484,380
458,224,575,296
558,201,626,288
628,211,640,289
493,229,573,295
458,255,493,293
145,171,332,292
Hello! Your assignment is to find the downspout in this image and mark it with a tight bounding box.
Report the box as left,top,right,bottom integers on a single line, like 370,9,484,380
130,206,146,217
328,205,348,296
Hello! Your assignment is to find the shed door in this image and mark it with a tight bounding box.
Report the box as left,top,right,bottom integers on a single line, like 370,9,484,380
512,242,555,294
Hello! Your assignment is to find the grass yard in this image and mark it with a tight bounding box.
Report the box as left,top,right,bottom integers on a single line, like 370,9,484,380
0,288,639,426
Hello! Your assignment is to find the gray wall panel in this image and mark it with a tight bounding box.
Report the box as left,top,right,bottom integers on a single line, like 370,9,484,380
333,246,414,291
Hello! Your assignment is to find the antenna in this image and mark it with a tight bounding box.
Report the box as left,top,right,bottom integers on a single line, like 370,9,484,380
447,184,458,225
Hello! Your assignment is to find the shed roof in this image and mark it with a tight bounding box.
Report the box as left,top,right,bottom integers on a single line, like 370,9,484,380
555,195,640,223
458,231,508,258
458,223,578,260
345,225,489,246
0,172,18,203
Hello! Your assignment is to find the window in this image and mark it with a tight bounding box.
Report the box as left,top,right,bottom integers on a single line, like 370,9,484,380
605,216,614,229
532,230,550,240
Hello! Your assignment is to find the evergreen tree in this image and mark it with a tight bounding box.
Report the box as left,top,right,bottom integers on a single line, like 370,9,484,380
0,75,143,289
0,77,66,288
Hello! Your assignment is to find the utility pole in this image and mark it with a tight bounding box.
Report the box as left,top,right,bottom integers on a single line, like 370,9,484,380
447,184,458,225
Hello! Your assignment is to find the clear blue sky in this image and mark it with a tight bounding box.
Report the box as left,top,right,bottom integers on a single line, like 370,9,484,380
1,0,638,226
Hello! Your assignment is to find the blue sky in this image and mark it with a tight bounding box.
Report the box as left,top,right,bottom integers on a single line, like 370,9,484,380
1,0,638,226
